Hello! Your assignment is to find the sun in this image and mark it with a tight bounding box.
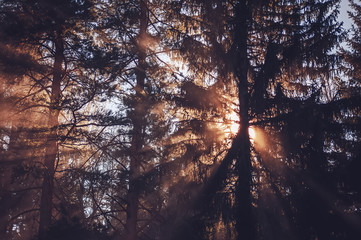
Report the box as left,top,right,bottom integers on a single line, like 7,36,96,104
228,111,240,135
224,111,257,143
248,127,256,140
226,111,256,140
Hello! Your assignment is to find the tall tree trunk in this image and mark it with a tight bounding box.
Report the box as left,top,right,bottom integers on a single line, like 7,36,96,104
38,31,64,239
124,2,148,240
233,1,255,240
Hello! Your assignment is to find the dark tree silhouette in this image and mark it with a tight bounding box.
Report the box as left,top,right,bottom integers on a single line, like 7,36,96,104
1,1,359,240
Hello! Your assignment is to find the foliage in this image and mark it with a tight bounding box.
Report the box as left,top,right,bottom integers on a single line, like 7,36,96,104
0,0,360,240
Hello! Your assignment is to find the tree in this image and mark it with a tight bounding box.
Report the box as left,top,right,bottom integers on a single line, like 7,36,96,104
0,0,358,239
0,0,104,238
164,0,343,239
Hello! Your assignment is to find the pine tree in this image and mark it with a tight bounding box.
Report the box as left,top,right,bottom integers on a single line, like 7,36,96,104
0,0,103,238
0,1,355,239
164,0,343,239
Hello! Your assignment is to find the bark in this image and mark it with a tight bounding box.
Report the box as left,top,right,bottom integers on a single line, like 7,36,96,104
124,2,148,240
38,31,64,239
232,1,255,240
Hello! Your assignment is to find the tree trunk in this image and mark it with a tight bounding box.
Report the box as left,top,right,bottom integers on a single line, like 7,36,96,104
38,31,64,239
232,1,255,240
124,2,148,240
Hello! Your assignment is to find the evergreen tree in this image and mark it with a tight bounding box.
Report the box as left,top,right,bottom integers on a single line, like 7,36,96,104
0,1,359,240
165,0,343,239
0,0,106,238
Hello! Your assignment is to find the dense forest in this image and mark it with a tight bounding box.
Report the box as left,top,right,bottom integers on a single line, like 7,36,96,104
0,0,360,239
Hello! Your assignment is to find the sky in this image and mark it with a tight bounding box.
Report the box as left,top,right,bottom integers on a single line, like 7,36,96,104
340,0,353,30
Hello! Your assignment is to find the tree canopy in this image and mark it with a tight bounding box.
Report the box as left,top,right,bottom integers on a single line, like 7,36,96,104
0,0,360,240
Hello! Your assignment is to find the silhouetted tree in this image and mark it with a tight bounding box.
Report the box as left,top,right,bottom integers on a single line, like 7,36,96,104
165,0,343,239
1,1,359,240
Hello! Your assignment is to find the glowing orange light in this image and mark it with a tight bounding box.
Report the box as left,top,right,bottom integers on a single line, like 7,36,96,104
248,127,256,140
228,111,240,135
